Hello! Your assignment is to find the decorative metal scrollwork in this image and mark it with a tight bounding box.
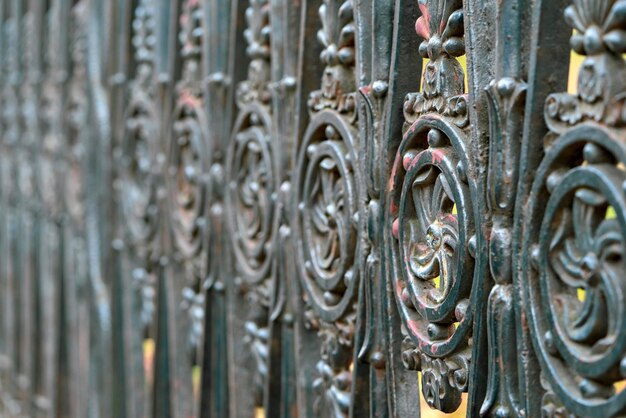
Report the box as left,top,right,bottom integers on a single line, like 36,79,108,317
528,130,626,418
545,1,626,130
227,105,275,404
225,0,274,407
168,0,207,266
311,320,354,416
308,0,356,113
168,100,208,264
10,0,626,416
295,118,359,417
167,0,209,354
65,0,88,229
227,0,274,268
120,0,160,334
388,0,478,413
296,117,360,323
293,1,360,416
390,120,474,413
479,0,528,415
122,0,159,248
523,1,626,416
227,108,275,285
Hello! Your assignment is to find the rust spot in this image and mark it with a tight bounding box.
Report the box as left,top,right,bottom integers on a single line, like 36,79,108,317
179,91,200,108
392,218,400,239
395,280,404,298
415,4,431,40
431,149,445,164
390,199,399,214
407,320,421,337
442,213,457,223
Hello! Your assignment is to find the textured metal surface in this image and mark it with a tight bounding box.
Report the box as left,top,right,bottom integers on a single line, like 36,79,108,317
1,0,626,417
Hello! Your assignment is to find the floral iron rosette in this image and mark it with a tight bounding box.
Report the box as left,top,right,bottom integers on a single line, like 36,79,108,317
293,1,362,416
388,0,479,413
404,0,468,128
522,0,626,416
546,0,626,130
308,0,356,114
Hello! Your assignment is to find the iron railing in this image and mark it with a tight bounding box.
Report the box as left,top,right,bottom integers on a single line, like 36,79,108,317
0,0,624,417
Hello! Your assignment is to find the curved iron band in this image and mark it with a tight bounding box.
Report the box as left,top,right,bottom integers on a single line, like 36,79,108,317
121,91,159,245
225,103,277,285
524,123,626,417
389,114,480,358
294,109,362,324
166,96,211,260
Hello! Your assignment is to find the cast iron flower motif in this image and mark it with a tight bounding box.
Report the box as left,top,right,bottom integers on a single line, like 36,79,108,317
549,189,622,349
566,0,626,56
317,0,355,67
243,320,269,405
420,354,464,413
181,286,205,350
310,157,346,278
236,139,270,264
413,0,465,101
415,0,464,60
312,359,351,417
409,168,458,303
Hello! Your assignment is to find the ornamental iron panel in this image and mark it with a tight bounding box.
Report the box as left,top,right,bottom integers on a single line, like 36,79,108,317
2,0,626,417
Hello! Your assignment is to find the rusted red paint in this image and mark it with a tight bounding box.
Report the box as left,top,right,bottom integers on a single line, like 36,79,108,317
407,320,421,340
392,218,400,239
402,151,414,170
180,92,201,109
442,214,457,224
430,148,445,164
415,3,431,40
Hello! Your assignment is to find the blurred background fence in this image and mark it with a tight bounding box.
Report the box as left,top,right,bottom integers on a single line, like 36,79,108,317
1,0,625,417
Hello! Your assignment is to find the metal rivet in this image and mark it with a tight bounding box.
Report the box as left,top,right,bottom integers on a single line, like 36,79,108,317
468,234,477,258
544,331,557,355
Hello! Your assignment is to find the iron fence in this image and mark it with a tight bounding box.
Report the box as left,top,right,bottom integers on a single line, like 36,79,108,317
0,0,624,417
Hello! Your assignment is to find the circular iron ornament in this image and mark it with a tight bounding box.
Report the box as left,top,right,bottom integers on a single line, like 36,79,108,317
167,95,209,260
294,110,361,323
523,125,626,417
121,93,159,244
389,115,477,357
226,106,276,284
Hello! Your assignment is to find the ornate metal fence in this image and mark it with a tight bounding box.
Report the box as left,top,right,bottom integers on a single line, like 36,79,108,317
1,0,625,417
